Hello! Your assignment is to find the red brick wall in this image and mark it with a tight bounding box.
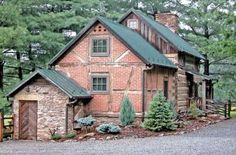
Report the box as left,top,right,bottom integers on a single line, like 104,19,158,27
56,22,145,115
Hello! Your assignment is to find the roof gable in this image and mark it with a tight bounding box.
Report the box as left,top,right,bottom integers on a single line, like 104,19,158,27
48,17,176,69
6,69,91,98
119,9,205,60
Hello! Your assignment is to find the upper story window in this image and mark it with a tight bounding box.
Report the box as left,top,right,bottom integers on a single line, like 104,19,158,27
127,19,138,30
91,74,109,93
91,37,109,56
184,55,196,70
161,39,167,53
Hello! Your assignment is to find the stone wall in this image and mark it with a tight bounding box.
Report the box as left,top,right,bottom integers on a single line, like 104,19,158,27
13,77,69,140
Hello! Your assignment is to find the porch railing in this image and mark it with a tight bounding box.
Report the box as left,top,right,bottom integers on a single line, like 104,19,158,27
0,109,14,142
186,98,235,119
186,97,203,109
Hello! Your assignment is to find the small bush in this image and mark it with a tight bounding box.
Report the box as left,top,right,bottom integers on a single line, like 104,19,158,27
119,96,136,126
96,123,121,134
187,101,204,119
51,133,62,140
77,115,95,127
142,91,177,131
64,133,76,139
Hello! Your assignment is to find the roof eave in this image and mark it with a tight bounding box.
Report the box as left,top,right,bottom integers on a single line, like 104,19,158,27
117,9,134,23
179,50,205,60
6,71,39,97
6,70,91,99
48,17,99,66
128,9,205,61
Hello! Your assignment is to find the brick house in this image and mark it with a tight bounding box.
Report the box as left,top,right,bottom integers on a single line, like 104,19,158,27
6,9,213,140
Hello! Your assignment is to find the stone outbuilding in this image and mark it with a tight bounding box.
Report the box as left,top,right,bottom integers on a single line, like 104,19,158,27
6,69,91,140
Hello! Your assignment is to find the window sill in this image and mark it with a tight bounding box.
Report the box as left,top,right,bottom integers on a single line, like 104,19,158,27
91,91,109,95
90,54,110,57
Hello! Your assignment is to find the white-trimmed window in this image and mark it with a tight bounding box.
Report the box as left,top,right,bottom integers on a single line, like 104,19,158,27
127,19,138,30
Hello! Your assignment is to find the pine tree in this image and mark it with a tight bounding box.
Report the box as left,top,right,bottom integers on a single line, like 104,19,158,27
119,95,135,126
142,91,177,131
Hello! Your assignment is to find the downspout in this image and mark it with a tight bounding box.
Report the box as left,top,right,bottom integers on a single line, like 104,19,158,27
66,97,78,134
142,64,154,122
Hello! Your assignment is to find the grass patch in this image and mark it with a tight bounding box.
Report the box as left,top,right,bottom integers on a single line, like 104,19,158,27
3,115,13,125
231,112,236,118
231,106,236,118
64,133,76,139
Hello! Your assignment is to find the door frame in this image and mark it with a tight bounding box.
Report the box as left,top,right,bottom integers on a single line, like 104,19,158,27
19,100,38,140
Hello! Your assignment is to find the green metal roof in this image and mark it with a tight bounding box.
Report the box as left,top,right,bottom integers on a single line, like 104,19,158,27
6,69,91,98
49,17,176,69
120,9,205,60
98,17,176,68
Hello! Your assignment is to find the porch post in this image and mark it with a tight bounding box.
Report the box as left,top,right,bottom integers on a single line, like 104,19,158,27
0,109,3,142
202,80,206,111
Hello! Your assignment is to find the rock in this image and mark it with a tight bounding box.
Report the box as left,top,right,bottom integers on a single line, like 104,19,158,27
159,134,164,137
84,132,95,138
208,114,218,118
179,131,185,135
198,117,208,122
219,116,225,120
78,136,83,140
176,121,184,128
106,136,112,140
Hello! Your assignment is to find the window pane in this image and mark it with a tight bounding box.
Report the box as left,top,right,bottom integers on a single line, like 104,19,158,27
102,85,106,91
128,20,138,29
102,78,106,83
93,85,98,91
93,78,97,84
98,78,102,84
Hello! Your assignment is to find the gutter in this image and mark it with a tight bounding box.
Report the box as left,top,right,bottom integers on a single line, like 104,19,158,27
142,64,154,121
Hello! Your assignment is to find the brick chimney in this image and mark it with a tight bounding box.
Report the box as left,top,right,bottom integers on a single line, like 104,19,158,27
154,11,179,33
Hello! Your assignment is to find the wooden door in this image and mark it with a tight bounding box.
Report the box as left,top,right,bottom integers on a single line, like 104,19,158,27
19,101,37,140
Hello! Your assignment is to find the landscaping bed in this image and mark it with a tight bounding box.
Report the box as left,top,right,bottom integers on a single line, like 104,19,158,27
53,115,224,142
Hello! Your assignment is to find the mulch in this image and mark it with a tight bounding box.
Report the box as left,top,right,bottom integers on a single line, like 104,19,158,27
56,115,224,142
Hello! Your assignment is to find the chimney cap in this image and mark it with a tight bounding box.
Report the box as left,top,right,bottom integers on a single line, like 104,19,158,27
154,10,179,17
154,10,170,14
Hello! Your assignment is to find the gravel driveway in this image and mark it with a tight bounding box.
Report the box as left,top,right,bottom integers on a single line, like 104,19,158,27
1,118,236,155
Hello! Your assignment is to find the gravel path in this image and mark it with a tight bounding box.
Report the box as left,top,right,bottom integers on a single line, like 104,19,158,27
1,119,236,155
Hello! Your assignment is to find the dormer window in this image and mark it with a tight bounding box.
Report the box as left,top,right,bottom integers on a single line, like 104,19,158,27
127,19,138,30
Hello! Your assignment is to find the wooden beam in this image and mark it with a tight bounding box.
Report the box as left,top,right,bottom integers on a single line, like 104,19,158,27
202,80,206,111
0,110,3,142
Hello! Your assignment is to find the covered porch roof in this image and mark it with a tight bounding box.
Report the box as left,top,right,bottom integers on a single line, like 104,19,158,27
185,69,213,81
